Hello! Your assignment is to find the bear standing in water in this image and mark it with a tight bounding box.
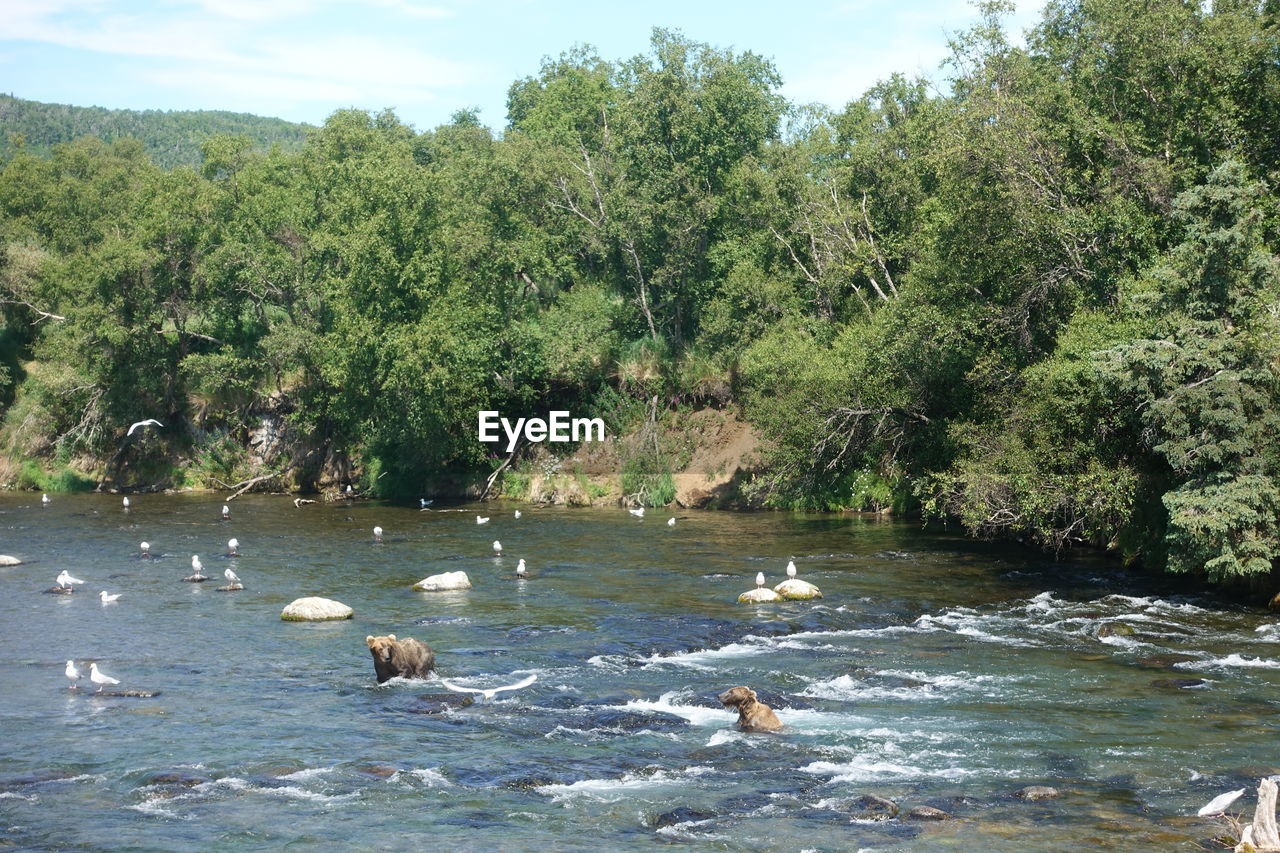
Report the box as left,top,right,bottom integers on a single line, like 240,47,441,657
718,686,783,732
366,634,436,683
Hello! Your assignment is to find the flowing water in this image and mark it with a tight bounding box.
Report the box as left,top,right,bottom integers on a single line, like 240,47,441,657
1,493,1277,851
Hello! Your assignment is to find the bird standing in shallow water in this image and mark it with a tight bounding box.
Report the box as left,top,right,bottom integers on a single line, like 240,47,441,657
139,541,151,559
221,504,230,520
513,510,521,519
516,558,527,578
373,526,383,543
493,540,502,555
41,493,50,506
122,496,130,509
227,538,239,557
89,663,119,693
667,517,675,527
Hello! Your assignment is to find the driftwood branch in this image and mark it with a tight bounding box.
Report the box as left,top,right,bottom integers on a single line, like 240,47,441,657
1237,778,1280,852
480,441,521,500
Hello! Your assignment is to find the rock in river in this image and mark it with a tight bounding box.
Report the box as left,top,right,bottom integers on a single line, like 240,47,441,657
1013,785,1061,800
0,555,23,566
773,578,823,600
281,597,353,621
414,571,471,592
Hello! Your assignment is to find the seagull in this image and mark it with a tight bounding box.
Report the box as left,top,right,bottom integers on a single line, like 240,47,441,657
515,558,527,578
629,507,644,518
56,570,85,588
88,662,119,693
513,510,521,519
221,504,230,520
139,541,151,558
1198,788,1246,817
293,498,315,507
476,516,489,525
346,484,353,496
227,538,239,556
420,498,433,508
122,496,130,509
493,540,502,555
667,517,675,527
65,660,81,689
224,567,240,585
787,560,797,579
190,555,205,578
42,493,50,506
373,526,383,543
126,419,163,436
439,673,537,701
755,571,766,588
99,590,121,604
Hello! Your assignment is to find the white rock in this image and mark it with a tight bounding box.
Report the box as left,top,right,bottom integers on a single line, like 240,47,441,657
774,578,823,600
280,596,353,621
413,571,472,592
0,555,22,566
737,587,782,603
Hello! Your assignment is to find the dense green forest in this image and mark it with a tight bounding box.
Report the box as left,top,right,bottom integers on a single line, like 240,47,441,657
0,94,311,169
1,0,1278,585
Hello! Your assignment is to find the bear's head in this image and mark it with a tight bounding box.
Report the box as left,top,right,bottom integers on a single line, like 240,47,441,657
718,686,756,708
366,634,398,663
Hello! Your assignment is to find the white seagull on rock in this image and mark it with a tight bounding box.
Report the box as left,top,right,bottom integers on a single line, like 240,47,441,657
225,567,240,585
65,660,81,689
515,558,527,578
126,419,163,436
190,555,205,579
89,662,119,693
439,673,537,701
99,590,121,604
56,570,85,588
1197,788,1246,817
787,560,797,578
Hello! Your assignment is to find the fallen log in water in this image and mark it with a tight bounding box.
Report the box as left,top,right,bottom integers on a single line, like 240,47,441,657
1235,778,1280,852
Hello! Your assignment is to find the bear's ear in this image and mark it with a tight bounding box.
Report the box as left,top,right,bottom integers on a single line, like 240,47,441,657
365,636,376,646
388,634,396,640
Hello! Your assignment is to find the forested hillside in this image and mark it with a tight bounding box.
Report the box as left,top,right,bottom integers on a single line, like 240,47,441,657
1,1,1278,585
0,94,311,169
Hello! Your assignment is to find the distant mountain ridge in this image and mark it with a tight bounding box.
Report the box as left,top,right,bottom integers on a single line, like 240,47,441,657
0,94,312,169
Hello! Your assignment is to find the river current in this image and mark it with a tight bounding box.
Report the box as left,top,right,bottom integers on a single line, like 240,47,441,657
1,493,1277,851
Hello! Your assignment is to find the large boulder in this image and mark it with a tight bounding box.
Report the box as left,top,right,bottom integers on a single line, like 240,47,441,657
413,571,471,592
0,555,22,566
773,578,822,600
280,597,353,621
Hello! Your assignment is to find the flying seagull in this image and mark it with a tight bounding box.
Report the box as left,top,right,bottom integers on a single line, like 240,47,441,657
439,673,537,701
89,662,119,693
126,419,163,436
1197,788,1246,817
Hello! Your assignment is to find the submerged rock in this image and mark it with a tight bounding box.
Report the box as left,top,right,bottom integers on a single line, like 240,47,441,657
773,578,822,600
1014,785,1061,800
1149,677,1207,689
0,555,23,566
414,571,471,592
583,709,690,733
281,597,353,621
654,807,716,828
43,586,74,595
854,793,901,819
906,805,951,821
1095,622,1135,638
737,587,781,604
410,693,475,715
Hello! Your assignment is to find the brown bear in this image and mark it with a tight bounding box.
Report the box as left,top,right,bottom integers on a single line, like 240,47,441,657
366,634,436,683
718,686,783,733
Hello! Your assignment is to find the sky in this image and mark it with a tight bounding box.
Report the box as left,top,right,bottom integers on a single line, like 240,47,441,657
1,0,1047,133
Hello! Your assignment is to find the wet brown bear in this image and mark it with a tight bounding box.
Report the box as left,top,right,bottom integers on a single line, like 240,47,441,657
718,686,783,733
366,634,435,683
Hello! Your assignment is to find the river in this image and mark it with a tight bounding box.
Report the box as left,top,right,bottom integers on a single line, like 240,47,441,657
1,493,1276,851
